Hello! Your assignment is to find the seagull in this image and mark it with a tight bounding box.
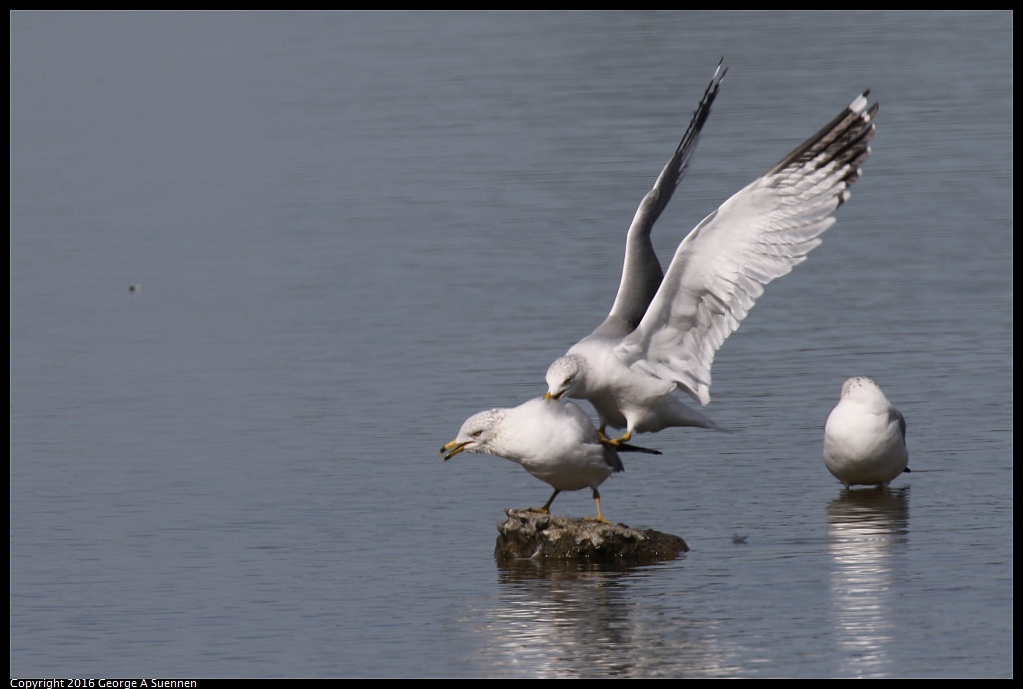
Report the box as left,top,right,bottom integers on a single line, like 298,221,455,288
546,83,878,445
824,376,909,489
440,397,659,523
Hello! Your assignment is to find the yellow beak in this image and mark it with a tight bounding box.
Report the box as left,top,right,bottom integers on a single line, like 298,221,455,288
439,439,470,461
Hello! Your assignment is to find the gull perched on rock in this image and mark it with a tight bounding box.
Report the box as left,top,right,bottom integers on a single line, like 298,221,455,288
546,83,878,445
440,397,658,523
824,376,909,489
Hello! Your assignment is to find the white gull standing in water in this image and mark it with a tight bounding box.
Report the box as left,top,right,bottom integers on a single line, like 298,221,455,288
824,376,909,489
546,83,878,445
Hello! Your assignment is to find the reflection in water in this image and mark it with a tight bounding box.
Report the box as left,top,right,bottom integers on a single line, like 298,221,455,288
827,487,909,677
460,558,743,678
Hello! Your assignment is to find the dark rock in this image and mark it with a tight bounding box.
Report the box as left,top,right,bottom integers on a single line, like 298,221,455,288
495,509,688,564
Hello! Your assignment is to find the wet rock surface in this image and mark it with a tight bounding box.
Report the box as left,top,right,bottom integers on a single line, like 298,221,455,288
495,508,688,564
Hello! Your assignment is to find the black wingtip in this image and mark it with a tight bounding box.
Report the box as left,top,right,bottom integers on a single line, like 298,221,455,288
616,441,663,455
712,57,728,80
765,90,878,178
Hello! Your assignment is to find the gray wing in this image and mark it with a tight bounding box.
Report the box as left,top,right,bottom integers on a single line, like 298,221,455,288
593,62,726,340
889,407,907,443
891,406,909,472
618,92,878,405
602,445,626,473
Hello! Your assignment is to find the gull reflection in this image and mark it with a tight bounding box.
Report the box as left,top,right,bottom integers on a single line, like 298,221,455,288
826,487,909,677
457,558,743,678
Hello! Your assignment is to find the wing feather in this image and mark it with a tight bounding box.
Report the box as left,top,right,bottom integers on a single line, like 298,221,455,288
594,62,727,339
619,91,878,405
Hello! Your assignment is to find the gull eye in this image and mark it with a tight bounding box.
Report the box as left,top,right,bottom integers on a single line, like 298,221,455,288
471,430,483,438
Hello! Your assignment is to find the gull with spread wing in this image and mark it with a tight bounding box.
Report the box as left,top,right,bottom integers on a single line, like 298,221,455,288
546,86,879,445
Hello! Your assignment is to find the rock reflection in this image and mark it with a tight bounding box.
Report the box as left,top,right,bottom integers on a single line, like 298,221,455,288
826,487,909,677
459,558,742,678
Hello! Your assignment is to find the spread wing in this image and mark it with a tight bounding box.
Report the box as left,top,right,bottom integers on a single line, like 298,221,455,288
617,92,878,405
593,62,726,340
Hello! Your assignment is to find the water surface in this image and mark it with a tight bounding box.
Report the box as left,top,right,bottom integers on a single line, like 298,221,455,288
10,11,1012,677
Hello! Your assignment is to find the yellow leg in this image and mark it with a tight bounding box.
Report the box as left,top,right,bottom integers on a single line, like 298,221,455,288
527,488,561,514
598,429,632,447
585,488,612,524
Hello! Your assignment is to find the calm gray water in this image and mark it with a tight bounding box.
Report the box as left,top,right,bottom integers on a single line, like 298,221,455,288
10,12,1012,678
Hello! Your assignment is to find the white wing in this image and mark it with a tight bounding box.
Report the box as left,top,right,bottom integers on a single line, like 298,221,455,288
596,62,726,339
617,92,878,405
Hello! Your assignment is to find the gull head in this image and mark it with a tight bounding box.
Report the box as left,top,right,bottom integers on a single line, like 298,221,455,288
439,408,507,460
545,354,587,401
839,376,890,410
